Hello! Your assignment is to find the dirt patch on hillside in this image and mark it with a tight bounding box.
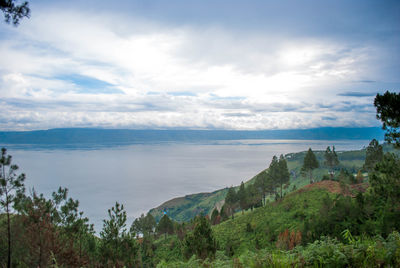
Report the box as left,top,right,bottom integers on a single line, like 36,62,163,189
297,180,368,197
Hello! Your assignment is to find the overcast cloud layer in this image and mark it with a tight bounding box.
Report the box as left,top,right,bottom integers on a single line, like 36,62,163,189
0,0,399,130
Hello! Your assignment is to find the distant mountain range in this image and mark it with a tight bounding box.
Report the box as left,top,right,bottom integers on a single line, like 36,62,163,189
0,127,384,145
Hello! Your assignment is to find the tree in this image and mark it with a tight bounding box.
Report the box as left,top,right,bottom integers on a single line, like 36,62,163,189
374,91,400,147
183,216,217,260
0,148,25,268
254,171,268,206
369,153,400,235
363,139,384,172
0,0,30,25
301,148,319,183
131,213,156,238
277,154,290,198
156,214,174,239
324,146,339,179
224,186,237,219
246,183,261,210
237,181,247,214
100,202,138,267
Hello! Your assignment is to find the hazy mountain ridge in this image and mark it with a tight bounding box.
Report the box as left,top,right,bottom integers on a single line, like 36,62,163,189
0,127,384,145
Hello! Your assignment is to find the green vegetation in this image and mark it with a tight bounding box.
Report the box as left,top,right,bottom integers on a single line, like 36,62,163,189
302,148,320,183
374,91,400,147
0,91,399,266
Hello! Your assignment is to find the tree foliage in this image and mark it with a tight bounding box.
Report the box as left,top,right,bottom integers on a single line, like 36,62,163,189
302,148,319,183
100,202,139,267
156,214,174,238
363,139,383,172
131,212,156,237
374,91,400,147
183,216,217,260
324,146,339,178
277,154,290,198
0,148,25,268
0,0,30,25
224,186,237,219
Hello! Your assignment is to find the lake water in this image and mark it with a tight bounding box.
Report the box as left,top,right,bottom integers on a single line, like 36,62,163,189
3,139,369,233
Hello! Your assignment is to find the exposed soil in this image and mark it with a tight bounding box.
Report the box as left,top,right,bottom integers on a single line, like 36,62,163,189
297,180,369,197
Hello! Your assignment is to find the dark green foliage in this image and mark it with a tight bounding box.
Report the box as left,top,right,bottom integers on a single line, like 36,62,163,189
277,154,290,198
183,216,217,260
157,214,174,238
363,139,384,171
100,202,139,267
246,183,262,210
369,153,400,236
224,186,237,219
374,91,400,147
301,148,319,183
0,148,25,268
338,169,357,185
0,0,30,25
324,146,340,178
370,153,400,204
237,181,247,213
254,170,268,205
131,212,156,237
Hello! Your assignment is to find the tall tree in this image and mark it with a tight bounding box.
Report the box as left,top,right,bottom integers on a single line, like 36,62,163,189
0,0,30,25
324,146,339,179
363,139,384,172
301,148,319,183
237,181,247,214
156,214,174,239
131,213,156,237
100,202,138,267
254,171,268,205
277,155,290,198
374,91,400,147
0,148,25,268
246,183,261,210
224,186,237,219
183,216,217,260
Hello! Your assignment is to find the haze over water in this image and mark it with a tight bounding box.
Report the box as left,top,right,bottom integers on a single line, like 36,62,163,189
4,139,369,232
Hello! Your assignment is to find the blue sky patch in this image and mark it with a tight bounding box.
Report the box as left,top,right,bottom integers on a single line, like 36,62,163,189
56,74,123,94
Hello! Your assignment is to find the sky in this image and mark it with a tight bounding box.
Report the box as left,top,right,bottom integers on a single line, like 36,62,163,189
0,0,399,131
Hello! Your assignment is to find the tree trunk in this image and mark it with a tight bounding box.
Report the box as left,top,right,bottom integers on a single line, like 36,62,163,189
6,201,11,268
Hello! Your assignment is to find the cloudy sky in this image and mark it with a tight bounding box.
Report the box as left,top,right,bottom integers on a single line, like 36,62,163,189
0,0,399,130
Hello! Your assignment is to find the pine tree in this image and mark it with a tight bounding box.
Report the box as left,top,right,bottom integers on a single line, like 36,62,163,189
278,155,290,198
237,181,247,214
100,202,138,266
156,214,174,239
183,216,217,260
302,148,319,183
224,186,237,219
374,91,400,147
324,146,339,179
254,171,268,206
363,139,383,172
0,148,25,268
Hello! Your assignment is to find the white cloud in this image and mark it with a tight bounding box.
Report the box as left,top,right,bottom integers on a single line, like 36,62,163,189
0,6,391,130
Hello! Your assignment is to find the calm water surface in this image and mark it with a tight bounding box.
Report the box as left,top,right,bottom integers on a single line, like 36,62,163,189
3,139,369,232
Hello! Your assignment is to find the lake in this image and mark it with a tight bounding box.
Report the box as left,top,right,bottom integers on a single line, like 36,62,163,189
3,139,369,233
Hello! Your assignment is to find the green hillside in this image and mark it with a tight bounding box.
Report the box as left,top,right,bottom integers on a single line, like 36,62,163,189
149,146,373,222
149,189,228,222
